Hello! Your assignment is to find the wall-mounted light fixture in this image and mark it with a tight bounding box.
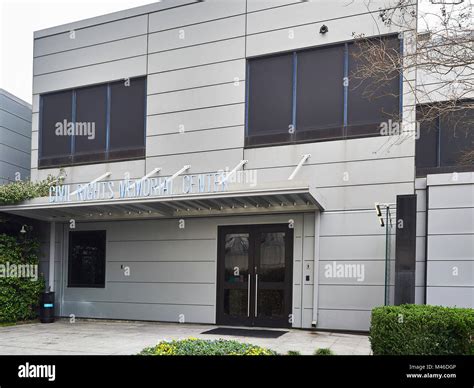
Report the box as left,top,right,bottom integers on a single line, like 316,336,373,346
319,24,328,34
20,224,33,235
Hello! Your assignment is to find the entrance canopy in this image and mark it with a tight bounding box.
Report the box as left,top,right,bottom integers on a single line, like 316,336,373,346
0,185,325,222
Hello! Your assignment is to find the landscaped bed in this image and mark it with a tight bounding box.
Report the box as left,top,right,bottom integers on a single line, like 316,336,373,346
139,338,277,356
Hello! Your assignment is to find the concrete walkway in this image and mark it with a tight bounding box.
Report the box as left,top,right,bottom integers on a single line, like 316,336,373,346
0,319,371,355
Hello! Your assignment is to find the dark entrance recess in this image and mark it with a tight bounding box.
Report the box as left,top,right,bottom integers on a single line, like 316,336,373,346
394,195,417,305
216,224,293,328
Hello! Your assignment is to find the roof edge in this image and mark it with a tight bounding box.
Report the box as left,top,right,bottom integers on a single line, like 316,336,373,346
0,89,32,109
34,0,197,39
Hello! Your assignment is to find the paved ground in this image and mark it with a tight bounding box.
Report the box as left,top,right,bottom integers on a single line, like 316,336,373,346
0,319,371,355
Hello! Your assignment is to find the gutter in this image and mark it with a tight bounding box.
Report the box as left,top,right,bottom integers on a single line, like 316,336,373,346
312,211,321,327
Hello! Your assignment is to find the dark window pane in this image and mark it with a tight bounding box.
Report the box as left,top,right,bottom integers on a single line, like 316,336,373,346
416,106,439,169
296,45,344,139
224,234,249,283
40,90,72,159
247,54,294,142
224,289,248,317
259,232,285,282
440,107,474,167
257,290,284,318
347,36,400,136
74,84,107,160
68,231,106,288
109,77,146,151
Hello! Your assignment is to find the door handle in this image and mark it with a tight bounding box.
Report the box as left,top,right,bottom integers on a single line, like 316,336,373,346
255,273,258,317
247,274,250,317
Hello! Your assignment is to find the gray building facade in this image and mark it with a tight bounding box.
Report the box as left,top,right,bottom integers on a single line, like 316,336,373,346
0,0,471,331
0,89,32,184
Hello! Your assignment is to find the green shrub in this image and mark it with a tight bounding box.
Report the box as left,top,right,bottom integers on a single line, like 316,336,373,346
0,176,57,205
287,350,301,355
0,234,44,323
314,348,334,355
139,338,277,355
370,304,474,355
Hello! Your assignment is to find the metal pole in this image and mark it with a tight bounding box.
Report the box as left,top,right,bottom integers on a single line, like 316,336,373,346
384,207,390,305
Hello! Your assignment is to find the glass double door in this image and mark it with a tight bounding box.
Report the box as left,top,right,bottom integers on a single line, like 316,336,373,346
216,224,293,328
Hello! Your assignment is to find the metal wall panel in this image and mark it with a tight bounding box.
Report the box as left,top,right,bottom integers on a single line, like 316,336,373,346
247,0,397,34
147,60,245,94
147,83,244,115
148,0,245,32
145,149,244,176
33,56,147,94
34,15,148,57
34,36,147,76
246,8,411,57
148,15,245,53
147,37,245,73
147,126,244,156
425,174,474,309
147,104,245,136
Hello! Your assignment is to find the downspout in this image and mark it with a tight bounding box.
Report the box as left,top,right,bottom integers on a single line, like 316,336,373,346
423,186,429,304
312,211,321,327
48,222,56,291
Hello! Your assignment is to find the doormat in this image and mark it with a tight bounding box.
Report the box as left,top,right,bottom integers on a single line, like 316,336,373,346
201,327,288,339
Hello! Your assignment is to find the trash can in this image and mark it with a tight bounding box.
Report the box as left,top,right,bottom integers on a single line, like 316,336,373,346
39,292,55,323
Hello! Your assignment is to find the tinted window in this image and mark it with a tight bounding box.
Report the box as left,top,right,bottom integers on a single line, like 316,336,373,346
74,84,107,161
245,35,401,148
440,108,474,167
347,37,400,136
68,231,106,288
109,78,146,152
416,115,439,168
38,77,146,168
40,90,72,160
296,45,344,139
247,54,294,142
416,105,439,169
416,103,474,175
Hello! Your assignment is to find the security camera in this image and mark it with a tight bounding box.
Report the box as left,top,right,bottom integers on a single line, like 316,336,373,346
375,203,382,217
319,25,328,34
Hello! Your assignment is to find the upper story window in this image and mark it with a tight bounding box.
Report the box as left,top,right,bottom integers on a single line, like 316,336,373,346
416,101,473,176
39,77,146,168
246,36,400,147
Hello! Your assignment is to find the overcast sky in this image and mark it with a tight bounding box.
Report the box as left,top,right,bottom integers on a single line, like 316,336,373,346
0,0,461,104
0,0,156,104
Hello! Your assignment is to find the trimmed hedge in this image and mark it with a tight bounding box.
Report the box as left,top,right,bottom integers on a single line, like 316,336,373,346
0,234,44,323
139,338,277,355
370,304,474,355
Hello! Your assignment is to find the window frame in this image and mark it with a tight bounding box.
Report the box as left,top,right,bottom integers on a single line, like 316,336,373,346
244,34,401,149
67,230,106,289
246,52,296,146
415,101,474,177
38,77,146,169
38,89,74,167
